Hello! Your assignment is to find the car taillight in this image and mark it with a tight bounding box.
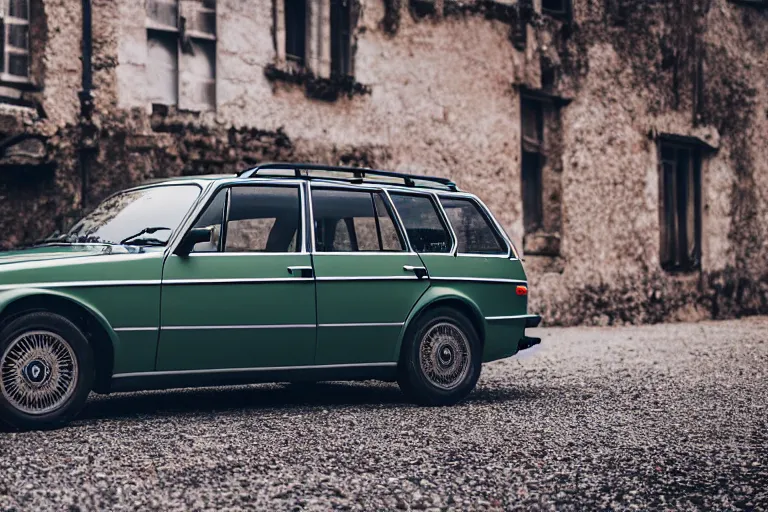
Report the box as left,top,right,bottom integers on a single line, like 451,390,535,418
516,285,528,296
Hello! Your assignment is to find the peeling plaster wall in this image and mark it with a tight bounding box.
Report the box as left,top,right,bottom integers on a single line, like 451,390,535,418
1,0,767,326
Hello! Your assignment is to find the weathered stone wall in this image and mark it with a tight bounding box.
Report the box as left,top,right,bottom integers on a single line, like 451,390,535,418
0,0,766,326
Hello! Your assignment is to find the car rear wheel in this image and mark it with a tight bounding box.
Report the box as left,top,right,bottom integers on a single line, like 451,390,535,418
0,312,94,430
398,307,482,406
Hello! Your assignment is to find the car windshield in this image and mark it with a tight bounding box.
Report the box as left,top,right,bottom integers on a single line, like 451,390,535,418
49,185,201,246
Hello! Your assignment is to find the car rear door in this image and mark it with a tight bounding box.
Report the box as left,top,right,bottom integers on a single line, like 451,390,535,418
391,192,528,360
310,184,430,366
156,181,317,372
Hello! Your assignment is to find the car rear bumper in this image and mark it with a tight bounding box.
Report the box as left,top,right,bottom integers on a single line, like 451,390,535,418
518,314,542,352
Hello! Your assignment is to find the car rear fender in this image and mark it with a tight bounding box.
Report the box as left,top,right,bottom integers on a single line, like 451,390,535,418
394,286,486,361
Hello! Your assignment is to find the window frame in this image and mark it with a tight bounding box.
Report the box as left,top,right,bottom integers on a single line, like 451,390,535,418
183,181,309,256
146,0,217,111
329,0,352,77
1,0,32,83
388,190,456,256
307,182,411,255
437,193,514,258
658,140,703,273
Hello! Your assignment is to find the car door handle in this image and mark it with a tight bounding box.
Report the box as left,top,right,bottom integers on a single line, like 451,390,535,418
287,266,314,278
403,265,428,279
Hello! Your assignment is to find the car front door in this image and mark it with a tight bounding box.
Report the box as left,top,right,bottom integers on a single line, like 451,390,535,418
310,185,430,365
156,182,317,372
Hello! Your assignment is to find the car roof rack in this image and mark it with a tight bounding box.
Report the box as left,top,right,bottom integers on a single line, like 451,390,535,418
238,162,458,191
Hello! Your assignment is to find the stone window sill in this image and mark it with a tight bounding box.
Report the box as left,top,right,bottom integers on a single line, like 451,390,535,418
523,231,561,257
264,64,371,102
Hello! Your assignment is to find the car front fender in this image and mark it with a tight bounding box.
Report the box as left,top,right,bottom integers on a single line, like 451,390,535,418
0,288,120,349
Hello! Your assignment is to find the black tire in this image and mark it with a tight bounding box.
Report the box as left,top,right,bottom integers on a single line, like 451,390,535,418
397,307,482,406
0,312,94,430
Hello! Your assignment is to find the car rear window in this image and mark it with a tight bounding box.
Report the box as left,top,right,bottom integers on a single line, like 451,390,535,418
389,193,452,253
439,197,506,255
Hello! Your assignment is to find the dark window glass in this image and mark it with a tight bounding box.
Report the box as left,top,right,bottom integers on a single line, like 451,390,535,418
390,193,451,253
330,0,351,76
312,189,404,252
542,0,569,16
284,0,306,65
64,185,201,246
225,186,302,252
521,151,543,233
659,143,701,272
439,197,505,254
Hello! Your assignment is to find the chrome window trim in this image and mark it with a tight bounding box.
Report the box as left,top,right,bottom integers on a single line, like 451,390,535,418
164,179,310,259
0,280,162,291
437,193,515,259
387,189,457,255
308,183,410,254
312,251,418,256
179,252,308,257
162,277,313,285
112,362,397,380
382,189,414,253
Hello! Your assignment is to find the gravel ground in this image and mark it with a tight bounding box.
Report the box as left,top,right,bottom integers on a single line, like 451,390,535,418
1,317,767,511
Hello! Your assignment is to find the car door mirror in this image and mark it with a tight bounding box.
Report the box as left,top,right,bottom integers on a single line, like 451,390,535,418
175,228,212,256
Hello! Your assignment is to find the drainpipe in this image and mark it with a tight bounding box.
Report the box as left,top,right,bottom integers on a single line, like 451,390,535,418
78,0,96,211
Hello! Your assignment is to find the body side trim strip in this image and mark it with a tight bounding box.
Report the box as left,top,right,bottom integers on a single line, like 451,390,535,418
318,322,404,328
430,277,527,284
112,362,397,379
315,276,418,282
114,327,160,332
0,279,162,291
485,314,540,321
162,324,315,331
163,277,313,285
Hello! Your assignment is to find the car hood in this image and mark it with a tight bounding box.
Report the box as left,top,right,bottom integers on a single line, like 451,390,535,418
0,245,136,266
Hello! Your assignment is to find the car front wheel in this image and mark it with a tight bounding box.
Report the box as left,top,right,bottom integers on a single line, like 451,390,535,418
0,312,94,430
398,307,482,406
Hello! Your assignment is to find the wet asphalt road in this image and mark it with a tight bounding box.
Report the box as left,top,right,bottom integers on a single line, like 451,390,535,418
0,317,766,511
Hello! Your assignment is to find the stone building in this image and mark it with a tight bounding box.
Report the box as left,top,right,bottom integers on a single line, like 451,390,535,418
0,0,766,325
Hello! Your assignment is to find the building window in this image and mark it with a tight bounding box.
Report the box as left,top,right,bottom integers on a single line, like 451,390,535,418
330,0,351,77
273,0,356,80
0,0,31,82
521,98,544,234
541,0,570,18
146,0,216,111
284,0,306,66
659,142,702,272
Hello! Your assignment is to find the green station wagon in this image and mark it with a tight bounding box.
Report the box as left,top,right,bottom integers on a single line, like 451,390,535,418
0,163,541,429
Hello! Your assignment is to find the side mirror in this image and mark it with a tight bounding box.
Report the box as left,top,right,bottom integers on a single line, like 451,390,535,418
175,228,212,256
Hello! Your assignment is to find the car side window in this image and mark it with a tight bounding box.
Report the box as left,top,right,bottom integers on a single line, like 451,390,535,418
226,186,301,252
190,185,302,253
312,188,405,252
390,193,452,253
439,197,506,254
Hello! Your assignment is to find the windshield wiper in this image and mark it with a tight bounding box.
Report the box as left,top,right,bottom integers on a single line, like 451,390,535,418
120,227,172,246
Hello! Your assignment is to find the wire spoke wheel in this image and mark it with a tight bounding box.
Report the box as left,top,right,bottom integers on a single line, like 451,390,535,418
418,321,471,391
1,331,79,416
